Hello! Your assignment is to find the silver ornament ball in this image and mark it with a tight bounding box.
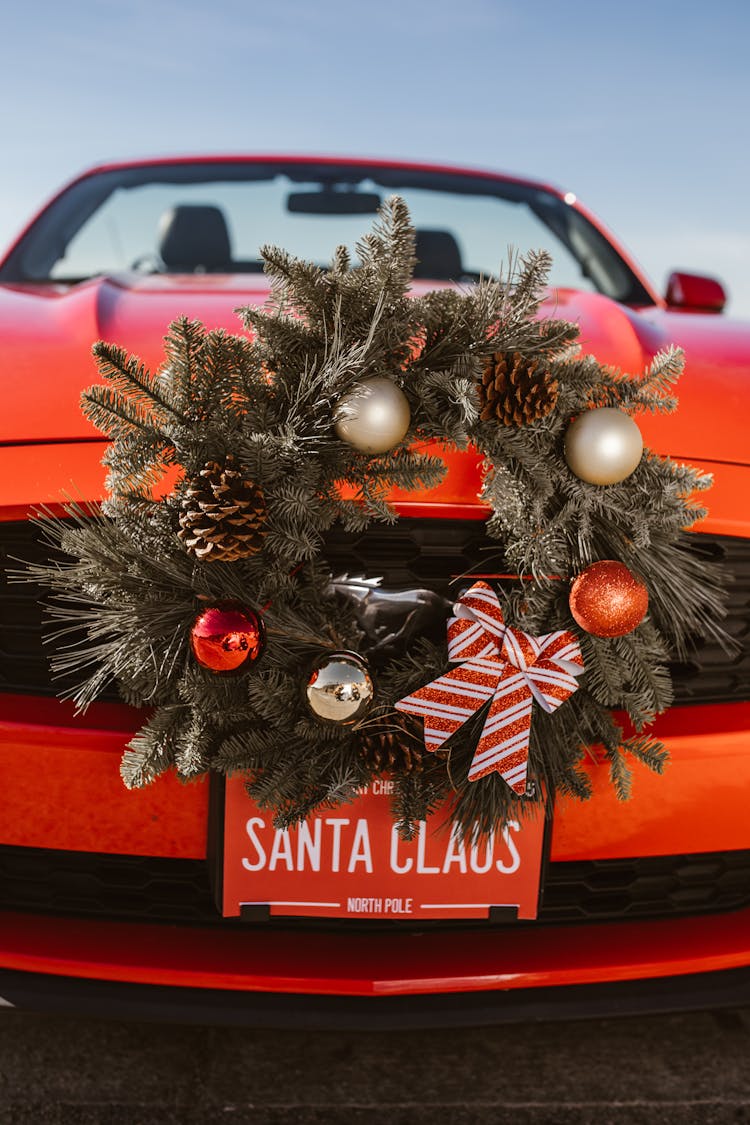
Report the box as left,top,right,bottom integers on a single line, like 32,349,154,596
305,651,374,724
333,377,411,454
564,408,643,485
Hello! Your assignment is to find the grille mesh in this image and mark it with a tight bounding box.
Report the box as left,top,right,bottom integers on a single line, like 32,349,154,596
1,845,749,927
1,518,749,705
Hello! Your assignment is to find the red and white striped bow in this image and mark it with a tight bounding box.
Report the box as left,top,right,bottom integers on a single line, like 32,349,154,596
395,581,584,794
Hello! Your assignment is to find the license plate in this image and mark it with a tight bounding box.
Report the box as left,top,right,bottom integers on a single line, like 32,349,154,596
214,775,548,921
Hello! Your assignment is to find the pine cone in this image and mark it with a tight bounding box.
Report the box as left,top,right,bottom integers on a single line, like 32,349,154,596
479,351,559,426
357,714,425,775
178,456,267,562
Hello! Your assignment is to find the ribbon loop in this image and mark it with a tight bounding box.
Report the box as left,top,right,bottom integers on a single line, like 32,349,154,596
396,581,584,794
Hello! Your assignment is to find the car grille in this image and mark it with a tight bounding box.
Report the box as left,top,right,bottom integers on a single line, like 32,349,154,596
1,845,749,928
1,518,749,706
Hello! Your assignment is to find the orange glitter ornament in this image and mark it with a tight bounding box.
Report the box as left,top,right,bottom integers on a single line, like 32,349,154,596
569,561,648,638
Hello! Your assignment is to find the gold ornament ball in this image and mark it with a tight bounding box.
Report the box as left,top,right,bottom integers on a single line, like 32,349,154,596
333,377,411,454
569,560,649,637
564,408,643,485
305,651,374,724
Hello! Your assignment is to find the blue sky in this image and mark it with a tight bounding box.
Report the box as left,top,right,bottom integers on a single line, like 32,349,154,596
1,0,748,314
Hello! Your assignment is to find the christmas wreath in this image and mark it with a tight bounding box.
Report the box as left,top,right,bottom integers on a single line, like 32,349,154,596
27,199,728,840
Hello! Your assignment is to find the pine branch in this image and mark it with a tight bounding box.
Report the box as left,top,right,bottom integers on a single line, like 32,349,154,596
81,385,167,443
91,340,180,425
121,706,188,787
161,317,211,417
607,747,633,801
623,733,669,774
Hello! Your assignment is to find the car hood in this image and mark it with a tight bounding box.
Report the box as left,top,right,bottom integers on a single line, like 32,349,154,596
2,273,749,464
2,274,272,445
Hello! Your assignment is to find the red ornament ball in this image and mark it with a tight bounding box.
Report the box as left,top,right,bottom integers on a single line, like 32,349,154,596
569,561,648,638
190,601,265,673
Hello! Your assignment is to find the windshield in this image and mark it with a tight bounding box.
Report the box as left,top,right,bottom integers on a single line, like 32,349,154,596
0,161,652,304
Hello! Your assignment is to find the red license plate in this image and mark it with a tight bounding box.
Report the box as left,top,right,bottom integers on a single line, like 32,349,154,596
216,774,548,921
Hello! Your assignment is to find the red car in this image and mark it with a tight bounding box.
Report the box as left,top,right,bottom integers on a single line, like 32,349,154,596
1,156,749,1026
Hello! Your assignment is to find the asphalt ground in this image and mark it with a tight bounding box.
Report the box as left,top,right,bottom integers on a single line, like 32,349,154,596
1,1007,750,1124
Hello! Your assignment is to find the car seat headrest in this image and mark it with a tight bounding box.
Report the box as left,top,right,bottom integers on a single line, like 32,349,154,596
413,229,464,280
157,205,232,271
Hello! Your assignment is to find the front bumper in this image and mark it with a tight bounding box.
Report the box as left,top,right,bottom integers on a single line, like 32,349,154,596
2,694,750,1015
4,963,750,1028
2,898,750,1000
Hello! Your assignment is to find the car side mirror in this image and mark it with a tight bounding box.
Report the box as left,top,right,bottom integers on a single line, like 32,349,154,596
665,271,727,313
